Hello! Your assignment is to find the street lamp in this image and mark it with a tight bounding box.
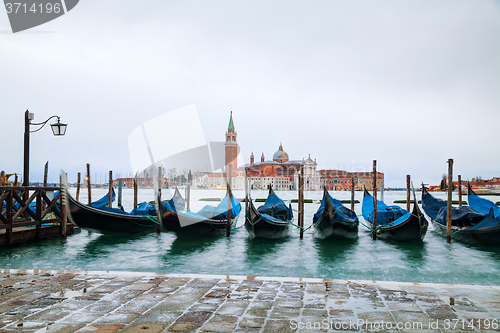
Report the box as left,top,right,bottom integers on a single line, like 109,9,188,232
23,110,67,186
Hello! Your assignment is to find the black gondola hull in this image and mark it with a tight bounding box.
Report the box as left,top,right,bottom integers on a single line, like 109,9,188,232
313,189,359,240
245,217,290,239
159,202,238,236
68,195,159,234
431,220,500,246
375,210,428,242
314,212,359,240
245,197,290,239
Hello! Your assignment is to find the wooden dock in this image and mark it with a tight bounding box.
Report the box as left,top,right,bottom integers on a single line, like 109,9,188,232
0,186,77,247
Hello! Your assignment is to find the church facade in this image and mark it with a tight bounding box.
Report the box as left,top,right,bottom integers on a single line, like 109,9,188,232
244,144,320,191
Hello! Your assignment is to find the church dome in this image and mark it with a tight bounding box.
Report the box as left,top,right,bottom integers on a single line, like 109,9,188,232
273,143,289,162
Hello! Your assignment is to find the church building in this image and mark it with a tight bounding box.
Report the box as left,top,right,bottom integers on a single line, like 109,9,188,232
245,144,320,191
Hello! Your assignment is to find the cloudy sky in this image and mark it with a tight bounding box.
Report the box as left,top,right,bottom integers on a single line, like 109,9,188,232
1,0,499,187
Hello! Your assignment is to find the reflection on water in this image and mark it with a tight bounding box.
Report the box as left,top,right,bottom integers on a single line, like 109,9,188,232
313,237,358,264
386,240,427,264
0,189,499,285
245,237,289,263
168,235,221,256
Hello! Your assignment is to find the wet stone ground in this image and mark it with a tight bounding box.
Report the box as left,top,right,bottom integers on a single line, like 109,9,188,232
0,270,498,333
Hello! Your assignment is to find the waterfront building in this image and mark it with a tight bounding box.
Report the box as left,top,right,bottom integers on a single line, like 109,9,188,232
245,144,320,191
319,170,384,191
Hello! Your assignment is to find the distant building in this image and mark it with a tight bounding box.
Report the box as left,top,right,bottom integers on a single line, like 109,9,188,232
244,144,320,191
113,177,168,188
319,170,384,191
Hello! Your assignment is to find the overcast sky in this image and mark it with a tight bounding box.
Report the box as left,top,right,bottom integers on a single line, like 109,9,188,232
1,0,499,187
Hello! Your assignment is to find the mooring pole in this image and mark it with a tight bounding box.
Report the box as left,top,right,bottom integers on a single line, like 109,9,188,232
226,165,232,237
187,171,192,211
157,167,162,233
14,174,18,186
60,173,67,238
299,165,305,239
133,173,138,209
118,178,123,207
76,172,81,201
458,175,462,207
447,159,453,243
87,163,91,206
43,161,48,211
245,168,249,215
406,175,411,212
372,160,377,240
108,171,113,208
351,173,355,211
43,161,48,186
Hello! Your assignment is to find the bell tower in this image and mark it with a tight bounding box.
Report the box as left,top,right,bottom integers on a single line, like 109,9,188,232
225,111,238,173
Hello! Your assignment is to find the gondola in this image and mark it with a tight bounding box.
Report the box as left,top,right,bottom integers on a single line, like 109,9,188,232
362,188,428,241
313,187,359,239
158,187,186,226
245,187,292,239
421,185,500,246
67,190,160,234
159,189,240,236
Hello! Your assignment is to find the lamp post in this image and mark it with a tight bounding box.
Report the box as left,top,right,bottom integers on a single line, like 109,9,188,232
23,110,67,186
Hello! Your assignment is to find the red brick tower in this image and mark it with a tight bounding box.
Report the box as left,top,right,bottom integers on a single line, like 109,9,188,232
225,111,238,173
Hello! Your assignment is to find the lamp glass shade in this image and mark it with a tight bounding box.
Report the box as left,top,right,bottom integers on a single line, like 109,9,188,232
51,121,67,136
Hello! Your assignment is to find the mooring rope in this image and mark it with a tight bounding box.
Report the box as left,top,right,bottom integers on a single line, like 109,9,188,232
446,229,461,237
287,220,313,233
144,215,161,226
358,220,390,232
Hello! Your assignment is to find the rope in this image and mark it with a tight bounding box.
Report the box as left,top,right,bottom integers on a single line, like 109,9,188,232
446,229,461,237
145,215,161,226
230,225,244,232
287,220,313,233
358,220,390,232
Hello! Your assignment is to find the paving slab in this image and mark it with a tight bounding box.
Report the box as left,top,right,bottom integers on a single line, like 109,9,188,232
0,269,498,332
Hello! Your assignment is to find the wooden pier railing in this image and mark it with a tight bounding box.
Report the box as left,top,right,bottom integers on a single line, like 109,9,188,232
0,186,68,244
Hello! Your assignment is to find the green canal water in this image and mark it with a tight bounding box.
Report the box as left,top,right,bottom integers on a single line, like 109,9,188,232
1,189,499,286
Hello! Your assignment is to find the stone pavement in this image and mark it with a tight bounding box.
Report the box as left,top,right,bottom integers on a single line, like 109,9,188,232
0,269,498,333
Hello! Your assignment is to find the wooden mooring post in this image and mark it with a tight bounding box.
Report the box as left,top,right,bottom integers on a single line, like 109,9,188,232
118,178,123,207
157,167,162,233
226,165,232,237
458,175,462,207
133,174,138,209
245,169,249,216
108,171,113,208
350,173,355,211
372,160,377,240
299,165,305,239
447,159,453,243
76,172,81,201
406,175,411,211
86,163,91,206
187,171,192,211
60,173,67,237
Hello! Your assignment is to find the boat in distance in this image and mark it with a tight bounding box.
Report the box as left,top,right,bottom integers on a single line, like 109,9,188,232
159,189,241,236
67,190,160,234
421,185,500,246
245,187,292,239
362,188,428,242
313,187,359,239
